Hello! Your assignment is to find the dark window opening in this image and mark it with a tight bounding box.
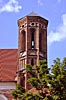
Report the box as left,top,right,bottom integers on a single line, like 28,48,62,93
32,32,34,49
20,76,25,87
21,30,26,51
22,25,24,27
31,29,35,49
32,23,34,26
31,59,34,66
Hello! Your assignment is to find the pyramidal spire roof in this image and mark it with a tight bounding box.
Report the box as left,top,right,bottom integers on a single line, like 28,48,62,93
18,11,48,22
27,11,39,16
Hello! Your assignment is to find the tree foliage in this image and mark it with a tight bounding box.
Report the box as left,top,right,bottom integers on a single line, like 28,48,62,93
26,59,51,100
49,57,66,100
12,58,66,100
11,83,25,100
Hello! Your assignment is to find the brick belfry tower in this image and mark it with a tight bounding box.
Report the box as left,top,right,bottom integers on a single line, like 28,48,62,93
17,12,48,89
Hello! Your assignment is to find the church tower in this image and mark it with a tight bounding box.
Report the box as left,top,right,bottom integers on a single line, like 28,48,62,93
17,12,48,89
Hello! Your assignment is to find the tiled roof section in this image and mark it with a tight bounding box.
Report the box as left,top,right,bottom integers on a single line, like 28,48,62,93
27,11,39,16
0,49,18,81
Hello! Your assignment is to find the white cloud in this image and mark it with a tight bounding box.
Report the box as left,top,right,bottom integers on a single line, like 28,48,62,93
58,0,61,3
0,0,22,13
48,13,66,45
38,0,43,6
0,0,2,2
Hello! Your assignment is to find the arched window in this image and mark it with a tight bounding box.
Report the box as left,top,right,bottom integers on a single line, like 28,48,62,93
30,28,35,49
21,30,26,51
0,94,8,100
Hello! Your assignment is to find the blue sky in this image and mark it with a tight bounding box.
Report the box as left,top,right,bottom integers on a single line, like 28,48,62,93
0,0,66,66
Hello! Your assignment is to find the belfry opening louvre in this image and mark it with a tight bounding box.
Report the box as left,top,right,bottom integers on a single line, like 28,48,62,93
30,28,35,49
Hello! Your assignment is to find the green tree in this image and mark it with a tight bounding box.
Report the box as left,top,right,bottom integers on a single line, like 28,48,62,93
49,57,66,100
12,83,25,100
12,59,52,100
25,59,52,100
12,58,66,100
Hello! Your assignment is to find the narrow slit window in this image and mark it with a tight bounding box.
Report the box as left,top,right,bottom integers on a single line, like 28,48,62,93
20,75,25,87
21,30,26,51
32,32,34,49
31,59,34,66
31,29,35,49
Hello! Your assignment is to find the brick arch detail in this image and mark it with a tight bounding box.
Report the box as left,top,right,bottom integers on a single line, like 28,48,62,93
21,30,26,51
